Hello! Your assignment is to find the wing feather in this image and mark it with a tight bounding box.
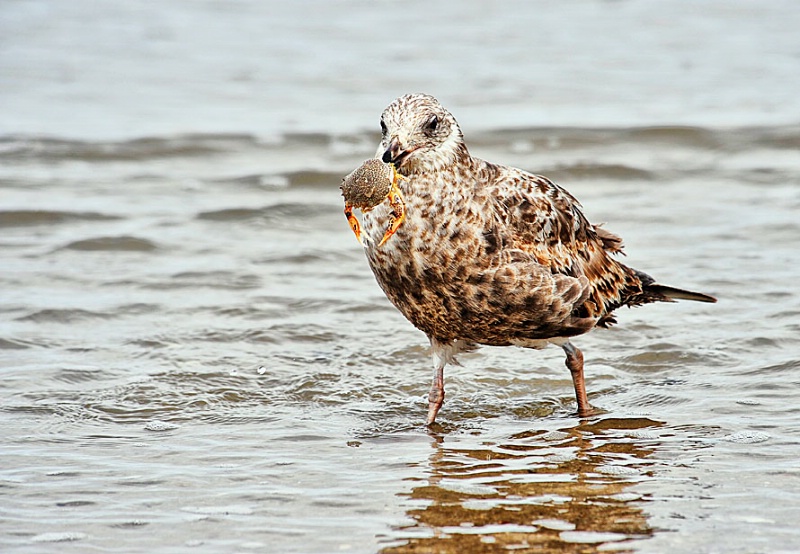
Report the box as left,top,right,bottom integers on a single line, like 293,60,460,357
480,163,640,323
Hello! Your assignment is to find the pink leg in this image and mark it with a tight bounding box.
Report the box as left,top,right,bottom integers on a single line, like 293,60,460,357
426,363,445,425
563,342,593,416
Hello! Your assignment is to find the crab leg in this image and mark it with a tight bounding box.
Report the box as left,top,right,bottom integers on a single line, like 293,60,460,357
378,182,406,247
344,205,365,246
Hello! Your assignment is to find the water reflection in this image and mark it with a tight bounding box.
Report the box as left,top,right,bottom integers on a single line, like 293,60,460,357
383,418,661,553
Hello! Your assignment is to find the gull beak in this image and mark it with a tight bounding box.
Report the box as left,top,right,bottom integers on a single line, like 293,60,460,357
382,136,402,164
382,136,416,168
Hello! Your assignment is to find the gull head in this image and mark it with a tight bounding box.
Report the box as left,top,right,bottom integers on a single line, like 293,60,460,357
376,93,468,175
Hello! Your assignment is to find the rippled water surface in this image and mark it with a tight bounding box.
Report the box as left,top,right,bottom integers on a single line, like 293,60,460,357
3,2,800,553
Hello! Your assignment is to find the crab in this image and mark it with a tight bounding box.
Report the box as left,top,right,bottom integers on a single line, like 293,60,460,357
340,158,406,247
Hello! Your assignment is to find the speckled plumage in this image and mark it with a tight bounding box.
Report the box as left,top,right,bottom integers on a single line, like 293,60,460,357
356,93,716,424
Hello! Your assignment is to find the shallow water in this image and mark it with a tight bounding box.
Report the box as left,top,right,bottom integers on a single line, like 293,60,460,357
3,1,800,553
3,124,800,553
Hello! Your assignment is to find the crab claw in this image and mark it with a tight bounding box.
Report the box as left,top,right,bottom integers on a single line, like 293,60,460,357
378,185,406,247
344,205,365,246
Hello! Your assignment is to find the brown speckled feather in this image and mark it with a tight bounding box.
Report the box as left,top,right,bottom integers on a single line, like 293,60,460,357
364,152,636,344
483,164,637,321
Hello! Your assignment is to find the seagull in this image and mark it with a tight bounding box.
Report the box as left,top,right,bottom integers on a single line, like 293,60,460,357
356,93,716,425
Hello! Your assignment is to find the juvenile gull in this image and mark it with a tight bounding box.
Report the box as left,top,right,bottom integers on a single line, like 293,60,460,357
351,93,716,425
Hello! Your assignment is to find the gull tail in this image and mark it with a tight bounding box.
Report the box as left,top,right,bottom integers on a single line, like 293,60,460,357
648,283,717,303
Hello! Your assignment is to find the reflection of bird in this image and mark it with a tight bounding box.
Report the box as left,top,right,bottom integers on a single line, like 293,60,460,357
379,418,659,553
360,93,716,425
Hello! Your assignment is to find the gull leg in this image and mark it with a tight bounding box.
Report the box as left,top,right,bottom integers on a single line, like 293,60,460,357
426,363,445,425
563,341,593,417
426,342,448,425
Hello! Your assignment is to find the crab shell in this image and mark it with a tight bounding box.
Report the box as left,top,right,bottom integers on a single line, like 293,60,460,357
340,158,396,210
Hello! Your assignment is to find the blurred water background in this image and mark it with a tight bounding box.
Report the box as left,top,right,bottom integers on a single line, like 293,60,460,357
2,1,800,552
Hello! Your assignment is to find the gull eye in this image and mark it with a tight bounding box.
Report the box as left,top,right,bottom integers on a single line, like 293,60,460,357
424,114,439,134
380,119,387,135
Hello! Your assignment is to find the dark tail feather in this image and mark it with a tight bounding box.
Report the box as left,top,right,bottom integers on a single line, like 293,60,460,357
649,283,717,303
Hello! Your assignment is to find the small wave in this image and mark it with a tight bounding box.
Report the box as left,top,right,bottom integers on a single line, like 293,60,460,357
620,346,709,371
14,303,155,323
474,125,723,150
622,125,723,148
180,505,254,516
16,308,114,323
60,235,158,252
144,419,180,432
208,173,289,189
189,328,277,344
144,270,261,290
196,202,335,223
472,124,800,156
740,359,800,376
751,125,800,150
623,393,691,408
0,337,30,349
52,368,118,385
111,520,150,529
257,252,336,265
266,322,344,344
196,207,264,221
284,170,344,189
55,500,96,507
720,430,771,444
31,532,87,543
0,210,120,228
67,369,288,425
545,162,653,181
0,133,260,162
